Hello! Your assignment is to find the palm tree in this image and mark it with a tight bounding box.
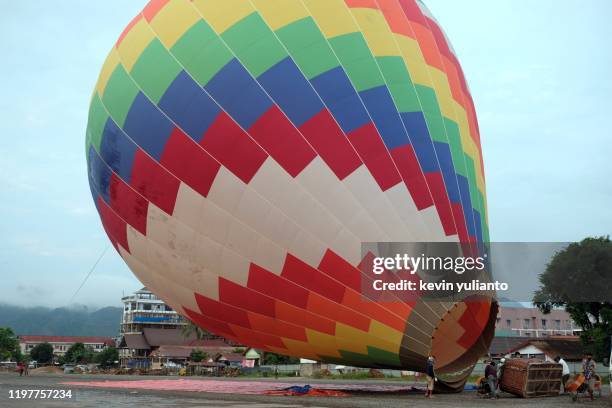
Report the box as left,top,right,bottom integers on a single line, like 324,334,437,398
181,321,208,340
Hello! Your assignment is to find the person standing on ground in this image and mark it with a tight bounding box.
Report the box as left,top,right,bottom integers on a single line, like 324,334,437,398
485,360,498,399
554,355,570,393
17,361,24,377
582,353,596,401
424,354,436,398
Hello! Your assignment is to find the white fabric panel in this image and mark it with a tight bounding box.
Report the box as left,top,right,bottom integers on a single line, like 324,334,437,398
385,184,432,240
120,244,201,312
249,158,355,247
297,157,387,242
172,183,205,228
419,205,450,241
344,166,415,241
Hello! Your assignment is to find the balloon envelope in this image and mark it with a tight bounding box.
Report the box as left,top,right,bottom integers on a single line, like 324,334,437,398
86,0,495,391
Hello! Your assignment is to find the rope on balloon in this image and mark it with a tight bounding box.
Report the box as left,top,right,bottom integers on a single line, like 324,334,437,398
68,244,110,303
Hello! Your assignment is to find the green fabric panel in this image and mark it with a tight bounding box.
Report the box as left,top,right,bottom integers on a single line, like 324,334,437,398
337,350,374,366
465,155,481,219
102,64,139,127
376,56,421,112
414,84,442,115
329,33,384,91
367,346,401,367
423,112,446,143
275,17,337,79
221,13,287,77
444,118,467,177
170,20,233,86
86,93,109,154
130,39,182,103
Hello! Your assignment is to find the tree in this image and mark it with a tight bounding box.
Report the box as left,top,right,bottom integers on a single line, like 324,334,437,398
189,349,208,363
30,342,54,364
63,343,95,364
534,237,612,361
94,347,119,368
0,328,20,361
181,321,209,340
263,352,299,365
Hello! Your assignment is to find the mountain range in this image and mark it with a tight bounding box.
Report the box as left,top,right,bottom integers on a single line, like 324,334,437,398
0,304,123,337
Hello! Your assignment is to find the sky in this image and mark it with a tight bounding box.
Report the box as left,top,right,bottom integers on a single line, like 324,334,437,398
0,1,610,308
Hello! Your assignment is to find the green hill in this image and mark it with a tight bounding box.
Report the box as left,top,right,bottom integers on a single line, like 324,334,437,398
0,304,122,337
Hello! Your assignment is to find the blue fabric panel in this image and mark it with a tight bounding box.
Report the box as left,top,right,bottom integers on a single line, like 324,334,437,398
433,141,460,204
123,92,174,161
88,145,112,204
159,70,221,142
205,58,272,129
400,111,438,173
359,85,407,150
310,66,369,133
257,57,323,127
474,209,483,243
100,118,137,183
457,175,476,237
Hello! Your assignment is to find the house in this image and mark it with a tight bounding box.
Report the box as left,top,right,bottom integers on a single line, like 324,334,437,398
495,305,579,337
18,335,114,356
506,337,583,362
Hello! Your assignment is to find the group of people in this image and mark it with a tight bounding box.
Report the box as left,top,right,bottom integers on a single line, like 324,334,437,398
424,351,598,401
16,361,29,376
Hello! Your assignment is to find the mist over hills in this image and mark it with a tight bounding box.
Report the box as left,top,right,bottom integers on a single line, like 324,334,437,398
0,304,122,337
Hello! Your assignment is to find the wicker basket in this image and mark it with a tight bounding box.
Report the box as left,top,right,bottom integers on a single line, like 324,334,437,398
500,359,562,398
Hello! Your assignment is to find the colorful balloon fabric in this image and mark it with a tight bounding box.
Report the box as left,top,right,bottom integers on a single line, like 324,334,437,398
86,0,495,391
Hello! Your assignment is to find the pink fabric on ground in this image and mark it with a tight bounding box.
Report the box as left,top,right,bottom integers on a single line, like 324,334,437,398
61,379,411,395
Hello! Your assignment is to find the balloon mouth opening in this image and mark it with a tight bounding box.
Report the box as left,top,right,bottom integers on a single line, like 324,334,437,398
432,299,499,392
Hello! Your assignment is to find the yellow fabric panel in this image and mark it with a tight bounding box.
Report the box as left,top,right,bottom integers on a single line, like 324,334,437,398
150,0,201,48
117,18,155,72
334,323,369,354
367,320,402,353
252,0,309,31
190,0,255,34
350,8,397,57
96,48,120,97
302,0,356,38
267,345,317,361
395,35,430,86
394,36,486,192
305,329,342,358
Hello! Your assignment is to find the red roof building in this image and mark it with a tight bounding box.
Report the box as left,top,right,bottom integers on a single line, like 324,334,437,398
18,335,114,356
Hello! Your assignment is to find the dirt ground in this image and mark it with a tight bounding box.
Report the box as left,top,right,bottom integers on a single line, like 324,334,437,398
0,371,609,408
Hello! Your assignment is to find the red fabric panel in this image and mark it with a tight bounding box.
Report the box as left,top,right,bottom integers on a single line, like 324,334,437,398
200,112,267,184
98,196,129,251
348,123,402,191
248,106,316,177
281,254,346,304
130,149,180,215
194,292,251,328
247,264,310,309
451,202,469,244
317,249,361,292
247,313,308,342
161,128,220,197
109,173,148,235
424,172,456,236
183,307,235,340
298,109,361,180
218,278,276,318
390,145,433,210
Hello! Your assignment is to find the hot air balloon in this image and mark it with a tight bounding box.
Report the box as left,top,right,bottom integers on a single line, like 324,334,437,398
86,0,495,391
